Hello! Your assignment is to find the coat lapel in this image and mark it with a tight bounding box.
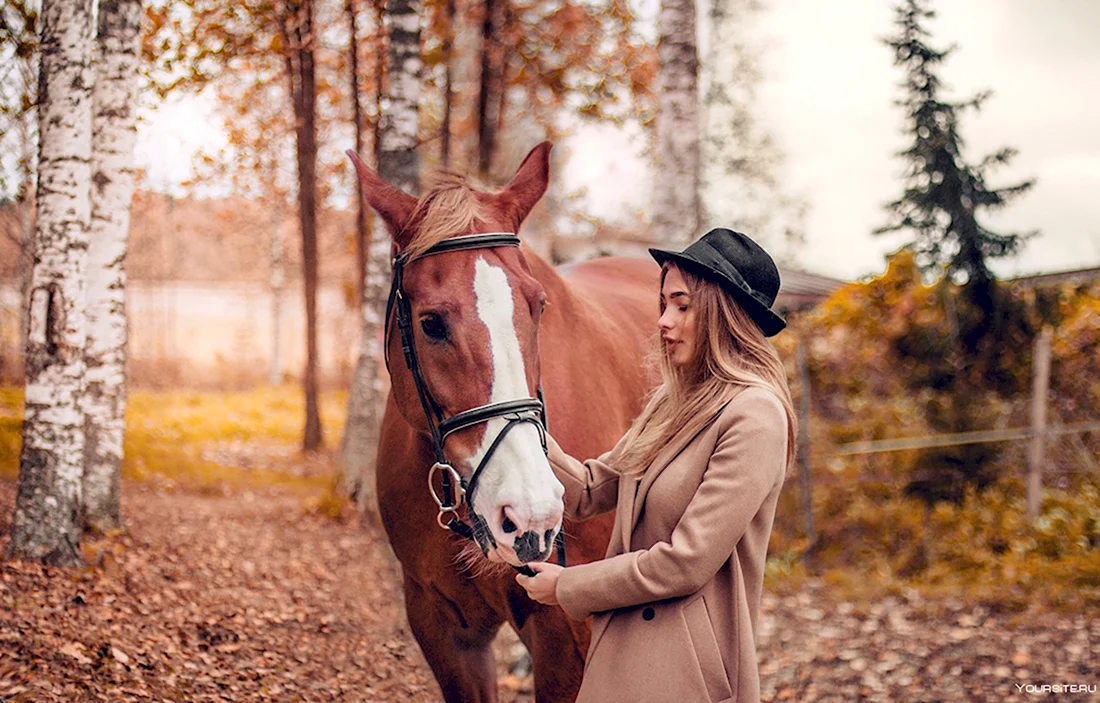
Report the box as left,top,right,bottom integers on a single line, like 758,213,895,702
626,398,734,541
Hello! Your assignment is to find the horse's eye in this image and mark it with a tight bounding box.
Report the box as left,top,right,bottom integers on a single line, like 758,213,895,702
420,314,448,341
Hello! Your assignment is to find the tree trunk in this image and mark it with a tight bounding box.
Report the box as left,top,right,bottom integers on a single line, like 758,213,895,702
476,0,504,178
269,209,284,386
284,0,323,452
82,0,141,535
340,0,421,512
440,0,456,167
12,8,39,380
18,183,34,372
346,0,370,308
9,0,94,566
653,0,700,245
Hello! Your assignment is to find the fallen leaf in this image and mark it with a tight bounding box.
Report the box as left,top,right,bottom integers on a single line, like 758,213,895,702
60,642,92,665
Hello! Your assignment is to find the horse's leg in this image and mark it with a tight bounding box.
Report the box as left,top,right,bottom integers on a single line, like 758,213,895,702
516,604,589,703
404,575,503,703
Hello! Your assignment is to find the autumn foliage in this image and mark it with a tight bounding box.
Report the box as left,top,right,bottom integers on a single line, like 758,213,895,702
767,252,1100,610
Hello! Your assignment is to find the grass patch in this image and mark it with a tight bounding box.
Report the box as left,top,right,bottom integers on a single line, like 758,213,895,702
0,385,348,494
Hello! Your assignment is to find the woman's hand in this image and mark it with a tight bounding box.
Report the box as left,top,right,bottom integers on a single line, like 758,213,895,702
515,562,563,606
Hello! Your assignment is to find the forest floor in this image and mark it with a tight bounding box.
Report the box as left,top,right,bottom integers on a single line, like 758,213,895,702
0,388,1097,701
3,477,1098,702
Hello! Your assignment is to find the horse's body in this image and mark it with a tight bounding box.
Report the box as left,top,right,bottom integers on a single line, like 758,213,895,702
353,143,658,701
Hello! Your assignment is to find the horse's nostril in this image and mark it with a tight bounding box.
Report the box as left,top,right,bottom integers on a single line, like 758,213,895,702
544,530,553,547
502,517,517,534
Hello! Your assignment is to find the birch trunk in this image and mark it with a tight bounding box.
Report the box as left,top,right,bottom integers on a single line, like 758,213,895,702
83,0,141,535
9,0,94,566
653,0,701,245
340,0,421,512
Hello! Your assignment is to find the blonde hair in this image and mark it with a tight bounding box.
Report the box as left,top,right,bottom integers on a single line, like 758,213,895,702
614,263,797,477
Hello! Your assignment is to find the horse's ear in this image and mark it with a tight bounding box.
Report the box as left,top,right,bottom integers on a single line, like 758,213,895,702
347,150,418,248
498,141,552,231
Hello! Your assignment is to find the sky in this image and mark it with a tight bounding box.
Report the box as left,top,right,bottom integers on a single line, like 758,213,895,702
135,0,1100,282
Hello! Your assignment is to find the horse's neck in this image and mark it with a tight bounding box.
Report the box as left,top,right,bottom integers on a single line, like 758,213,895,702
521,244,585,315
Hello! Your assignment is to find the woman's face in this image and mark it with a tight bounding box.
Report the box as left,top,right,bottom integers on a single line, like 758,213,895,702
658,265,697,367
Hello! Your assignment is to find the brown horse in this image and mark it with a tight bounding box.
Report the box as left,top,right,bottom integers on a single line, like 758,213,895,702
351,142,656,701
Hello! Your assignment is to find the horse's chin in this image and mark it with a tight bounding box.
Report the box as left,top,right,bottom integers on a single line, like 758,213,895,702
487,545,524,567
454,541,513,577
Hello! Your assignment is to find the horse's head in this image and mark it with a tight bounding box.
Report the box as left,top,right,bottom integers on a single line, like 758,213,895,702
350,142,564,567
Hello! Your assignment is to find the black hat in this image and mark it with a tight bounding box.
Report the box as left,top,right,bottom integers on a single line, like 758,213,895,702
649,228,786,337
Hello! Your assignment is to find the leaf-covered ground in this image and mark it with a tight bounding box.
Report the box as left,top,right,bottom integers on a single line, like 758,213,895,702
2,477,1097,702
0,480,444,702
1,385,1096,701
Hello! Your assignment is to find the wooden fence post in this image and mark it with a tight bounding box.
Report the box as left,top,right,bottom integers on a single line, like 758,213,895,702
1027,325,1052,518
797,338,816,562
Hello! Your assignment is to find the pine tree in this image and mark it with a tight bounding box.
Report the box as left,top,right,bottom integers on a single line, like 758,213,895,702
879,0,1038,503
878,0,1034,352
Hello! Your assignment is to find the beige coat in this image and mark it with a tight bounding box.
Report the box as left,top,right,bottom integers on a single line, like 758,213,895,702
546,387,788,703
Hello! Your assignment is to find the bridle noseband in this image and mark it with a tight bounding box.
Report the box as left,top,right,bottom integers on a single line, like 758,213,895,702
385,232,565,576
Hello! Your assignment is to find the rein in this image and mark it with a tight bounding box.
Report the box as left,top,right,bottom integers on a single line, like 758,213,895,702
385,232,566,577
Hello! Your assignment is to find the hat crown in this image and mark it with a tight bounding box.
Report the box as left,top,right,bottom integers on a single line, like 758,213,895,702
698,228,780,304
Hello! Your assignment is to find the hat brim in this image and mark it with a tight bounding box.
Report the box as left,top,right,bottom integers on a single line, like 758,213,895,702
649,247,787,337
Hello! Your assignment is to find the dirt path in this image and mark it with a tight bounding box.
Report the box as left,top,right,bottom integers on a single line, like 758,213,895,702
2,480,1096,702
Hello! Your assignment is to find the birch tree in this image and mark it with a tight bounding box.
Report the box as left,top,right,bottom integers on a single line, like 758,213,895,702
83,0,142,534
8,0,94,566
652,0,700,245
340,0,421,511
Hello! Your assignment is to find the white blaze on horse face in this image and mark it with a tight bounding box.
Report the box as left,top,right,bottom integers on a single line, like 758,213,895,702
469,257,564,559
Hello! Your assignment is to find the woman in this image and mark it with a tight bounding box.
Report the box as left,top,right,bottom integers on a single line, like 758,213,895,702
517,228,796,703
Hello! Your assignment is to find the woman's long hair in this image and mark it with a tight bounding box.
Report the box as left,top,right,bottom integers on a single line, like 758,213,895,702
613,262,797,476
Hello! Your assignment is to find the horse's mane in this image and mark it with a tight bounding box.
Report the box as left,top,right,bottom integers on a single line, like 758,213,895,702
404,171,493,260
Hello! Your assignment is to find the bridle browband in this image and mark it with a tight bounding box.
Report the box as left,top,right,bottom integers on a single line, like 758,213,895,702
384,232,565,577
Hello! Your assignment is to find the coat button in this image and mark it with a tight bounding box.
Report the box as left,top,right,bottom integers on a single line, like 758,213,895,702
642,607,655,621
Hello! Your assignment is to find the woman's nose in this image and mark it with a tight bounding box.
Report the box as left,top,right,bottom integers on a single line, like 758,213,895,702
658,309,673,331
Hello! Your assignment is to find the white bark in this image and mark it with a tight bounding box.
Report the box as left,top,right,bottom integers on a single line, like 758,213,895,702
83,0,141,534
653,0,701,245
378,0,422,188
9,0,94,566
340,0,421,512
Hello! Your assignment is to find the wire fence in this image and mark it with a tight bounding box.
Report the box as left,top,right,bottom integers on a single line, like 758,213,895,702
794,326,1099,547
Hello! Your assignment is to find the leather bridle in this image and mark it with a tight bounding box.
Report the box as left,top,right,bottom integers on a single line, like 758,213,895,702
384,232,565,576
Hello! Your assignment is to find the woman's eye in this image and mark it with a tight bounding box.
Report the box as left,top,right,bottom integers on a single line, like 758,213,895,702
678,305,688,312
420,315,448,341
